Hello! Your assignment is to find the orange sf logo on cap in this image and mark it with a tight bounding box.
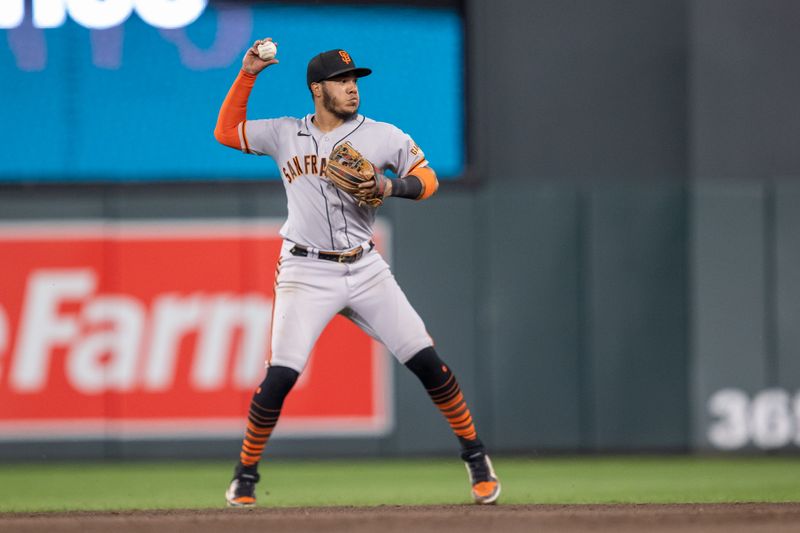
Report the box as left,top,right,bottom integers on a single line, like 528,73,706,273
338,50,352,64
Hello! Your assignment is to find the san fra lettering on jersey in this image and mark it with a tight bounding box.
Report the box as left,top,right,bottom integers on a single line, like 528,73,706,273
282,154,328,183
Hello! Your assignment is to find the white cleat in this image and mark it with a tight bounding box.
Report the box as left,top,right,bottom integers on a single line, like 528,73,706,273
463,452,501,505
225,472,259,507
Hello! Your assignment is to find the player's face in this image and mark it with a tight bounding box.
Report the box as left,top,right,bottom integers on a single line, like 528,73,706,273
321,75,360,120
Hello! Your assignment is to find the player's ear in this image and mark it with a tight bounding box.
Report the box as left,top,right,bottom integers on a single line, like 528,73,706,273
311,82,322,98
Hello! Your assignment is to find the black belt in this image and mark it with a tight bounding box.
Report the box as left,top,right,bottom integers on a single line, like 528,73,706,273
289,242,374,264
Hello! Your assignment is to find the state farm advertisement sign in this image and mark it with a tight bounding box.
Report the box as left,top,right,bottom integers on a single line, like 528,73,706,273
0,220,391,440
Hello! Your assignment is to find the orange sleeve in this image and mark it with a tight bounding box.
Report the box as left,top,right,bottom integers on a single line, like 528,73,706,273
408,166,439,200
214,70,257,151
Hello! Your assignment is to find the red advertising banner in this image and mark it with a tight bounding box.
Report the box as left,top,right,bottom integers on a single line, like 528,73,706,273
0,220,391,440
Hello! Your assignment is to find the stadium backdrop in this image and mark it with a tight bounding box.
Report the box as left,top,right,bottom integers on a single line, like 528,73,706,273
0,0,464,182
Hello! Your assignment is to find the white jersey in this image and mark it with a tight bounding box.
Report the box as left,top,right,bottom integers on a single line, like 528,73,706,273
238,114,428,251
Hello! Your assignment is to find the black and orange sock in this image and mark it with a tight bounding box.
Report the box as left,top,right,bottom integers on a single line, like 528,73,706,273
405,347,485,454
237,365,298,472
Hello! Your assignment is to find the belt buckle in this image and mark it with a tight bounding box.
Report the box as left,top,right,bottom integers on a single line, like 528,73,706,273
338,246,362,264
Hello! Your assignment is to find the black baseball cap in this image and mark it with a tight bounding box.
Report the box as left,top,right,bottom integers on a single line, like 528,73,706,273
307,49,372,86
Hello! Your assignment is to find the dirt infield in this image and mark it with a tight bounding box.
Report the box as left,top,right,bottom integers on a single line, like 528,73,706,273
3,503,800,533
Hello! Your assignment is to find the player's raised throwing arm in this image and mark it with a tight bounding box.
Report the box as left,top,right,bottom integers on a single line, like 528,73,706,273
213,39,279,150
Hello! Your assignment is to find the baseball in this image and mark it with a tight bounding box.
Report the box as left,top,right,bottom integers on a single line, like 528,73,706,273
257,41,277,61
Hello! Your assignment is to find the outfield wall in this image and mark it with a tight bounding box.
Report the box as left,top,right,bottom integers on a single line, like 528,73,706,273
4,178,800,458
4,180,798,459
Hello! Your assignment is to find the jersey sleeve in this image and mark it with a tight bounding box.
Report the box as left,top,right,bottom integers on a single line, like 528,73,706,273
385,125,438,200
213,71,282,157
387,126,428,178
242,119,283,157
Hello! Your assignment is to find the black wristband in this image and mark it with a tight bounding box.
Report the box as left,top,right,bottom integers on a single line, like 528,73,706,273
390,175,423,199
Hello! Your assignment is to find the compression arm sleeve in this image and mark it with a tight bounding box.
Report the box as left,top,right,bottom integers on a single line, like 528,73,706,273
214,70,257,150
390,166,439,200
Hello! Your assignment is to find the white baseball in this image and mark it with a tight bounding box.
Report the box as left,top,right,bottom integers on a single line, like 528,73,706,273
257,41,277,61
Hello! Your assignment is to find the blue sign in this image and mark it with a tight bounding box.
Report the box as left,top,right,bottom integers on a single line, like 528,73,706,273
0,3,463,182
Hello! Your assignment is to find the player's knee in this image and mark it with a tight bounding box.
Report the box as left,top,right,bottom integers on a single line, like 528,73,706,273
405,347,453,389
405,346,441,373
256,365,299,402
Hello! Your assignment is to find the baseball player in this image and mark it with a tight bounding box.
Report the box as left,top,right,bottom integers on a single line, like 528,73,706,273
214,39,500,506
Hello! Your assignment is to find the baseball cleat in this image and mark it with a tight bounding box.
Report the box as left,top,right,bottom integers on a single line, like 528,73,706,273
463,451,501,505
225,467,260,507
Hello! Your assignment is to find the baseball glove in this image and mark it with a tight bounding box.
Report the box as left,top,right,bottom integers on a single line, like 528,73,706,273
325,142,387,207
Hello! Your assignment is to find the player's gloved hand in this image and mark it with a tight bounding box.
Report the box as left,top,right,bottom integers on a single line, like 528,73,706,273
356,173,391,204
325,142,386,207
242,38,279,76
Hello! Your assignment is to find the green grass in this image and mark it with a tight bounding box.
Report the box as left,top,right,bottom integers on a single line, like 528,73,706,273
0,456,798,512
